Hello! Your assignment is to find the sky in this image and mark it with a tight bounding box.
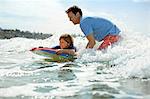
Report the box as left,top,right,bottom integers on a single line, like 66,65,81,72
0,0,149,34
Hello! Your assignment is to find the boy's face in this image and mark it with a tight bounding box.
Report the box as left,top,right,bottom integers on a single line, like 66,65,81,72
67,11,80,25
60,38,69,49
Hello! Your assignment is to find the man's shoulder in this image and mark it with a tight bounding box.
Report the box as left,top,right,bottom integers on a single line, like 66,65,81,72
81,16,93,21
81,16,103,23
80,16,93,25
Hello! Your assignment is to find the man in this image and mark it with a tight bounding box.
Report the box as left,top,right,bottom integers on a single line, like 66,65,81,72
66,5,121,50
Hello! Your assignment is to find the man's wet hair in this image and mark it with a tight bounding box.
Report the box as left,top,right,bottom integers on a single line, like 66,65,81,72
66,5,82,16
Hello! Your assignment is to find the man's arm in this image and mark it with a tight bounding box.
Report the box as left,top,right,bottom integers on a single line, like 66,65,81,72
86,34,96,48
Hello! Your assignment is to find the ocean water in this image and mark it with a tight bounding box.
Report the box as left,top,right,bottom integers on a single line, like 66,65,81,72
0,32,150,99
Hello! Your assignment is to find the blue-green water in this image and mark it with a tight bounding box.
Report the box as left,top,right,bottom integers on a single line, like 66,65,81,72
0,60,147,99
0,34,150,99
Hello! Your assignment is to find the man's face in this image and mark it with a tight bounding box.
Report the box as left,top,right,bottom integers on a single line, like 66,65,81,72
67,11,80,25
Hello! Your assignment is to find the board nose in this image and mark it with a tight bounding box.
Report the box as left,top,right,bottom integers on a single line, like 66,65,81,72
30,47,36,51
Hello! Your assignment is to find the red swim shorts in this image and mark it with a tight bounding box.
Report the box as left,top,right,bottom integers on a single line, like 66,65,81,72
98,35,120,50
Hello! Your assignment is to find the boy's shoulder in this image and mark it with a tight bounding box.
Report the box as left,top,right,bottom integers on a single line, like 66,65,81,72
52,45,61,49
68,45,77,52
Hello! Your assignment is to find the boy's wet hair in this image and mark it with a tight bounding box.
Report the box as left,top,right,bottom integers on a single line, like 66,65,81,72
66,5,82,16
59,34,74,47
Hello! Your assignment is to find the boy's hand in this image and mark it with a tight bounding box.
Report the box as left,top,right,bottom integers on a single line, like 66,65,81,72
56,49,64,54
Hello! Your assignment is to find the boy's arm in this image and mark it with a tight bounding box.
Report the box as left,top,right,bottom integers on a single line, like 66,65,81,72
86,34,96,48
56,49,76,55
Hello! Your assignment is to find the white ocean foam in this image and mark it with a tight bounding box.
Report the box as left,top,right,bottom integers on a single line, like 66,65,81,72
105,32,150,78
75,32,150,79
1,31,150,79
0,83,38,97
0,81,82,97
0,67,34,77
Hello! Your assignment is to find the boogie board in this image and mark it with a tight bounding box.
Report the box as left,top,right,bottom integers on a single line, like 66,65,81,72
30,47,75,62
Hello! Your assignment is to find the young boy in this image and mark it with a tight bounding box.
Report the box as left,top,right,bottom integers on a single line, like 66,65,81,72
52,34,76,55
